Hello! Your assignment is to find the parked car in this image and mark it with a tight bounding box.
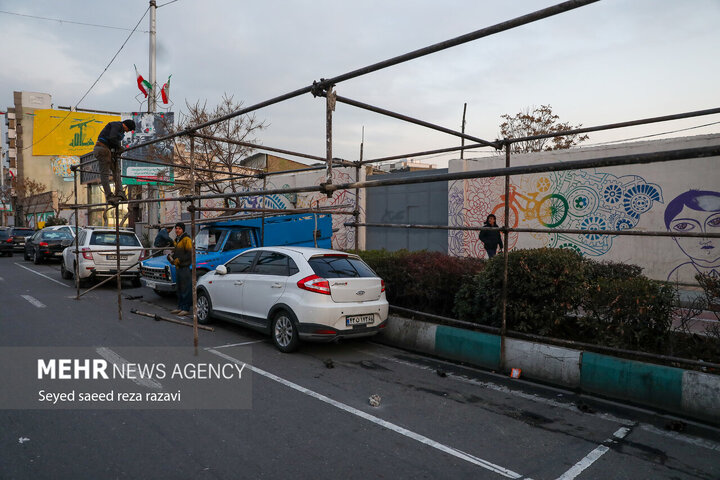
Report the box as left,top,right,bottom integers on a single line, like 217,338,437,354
60,226,147,288
24,229,74,264
196,246,389,352
6,227,34,252
0,228,14,256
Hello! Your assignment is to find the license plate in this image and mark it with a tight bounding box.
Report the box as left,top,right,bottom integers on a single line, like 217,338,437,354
145,281,155,289
107,255,128,260
346,314,374,326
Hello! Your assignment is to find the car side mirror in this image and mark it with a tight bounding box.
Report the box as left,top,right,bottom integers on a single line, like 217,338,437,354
215,265,227,275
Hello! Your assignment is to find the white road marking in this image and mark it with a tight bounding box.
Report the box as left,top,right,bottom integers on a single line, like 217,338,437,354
14,262,70,288
556,426,632,480
95,347,163,390
208,348,527,479
21,295,46,308
360,346,720,452
208,340,265,349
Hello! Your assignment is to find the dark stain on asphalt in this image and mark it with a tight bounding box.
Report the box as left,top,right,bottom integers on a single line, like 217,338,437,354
610,439,668,465
357,360,391,371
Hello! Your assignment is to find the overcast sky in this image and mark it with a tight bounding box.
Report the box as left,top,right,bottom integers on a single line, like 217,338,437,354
1,0,719,167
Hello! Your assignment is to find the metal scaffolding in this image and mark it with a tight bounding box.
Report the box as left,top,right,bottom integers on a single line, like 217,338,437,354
65,0,719,367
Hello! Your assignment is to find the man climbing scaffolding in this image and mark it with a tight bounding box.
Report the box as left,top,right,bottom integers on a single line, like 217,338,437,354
94,119,136,205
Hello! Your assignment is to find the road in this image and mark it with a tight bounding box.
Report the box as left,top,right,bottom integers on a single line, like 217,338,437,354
1,255,719,480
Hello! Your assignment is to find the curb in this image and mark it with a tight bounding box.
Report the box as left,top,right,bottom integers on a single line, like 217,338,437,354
378,315,720,426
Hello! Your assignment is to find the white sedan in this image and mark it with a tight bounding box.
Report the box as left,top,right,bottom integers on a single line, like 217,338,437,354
196,247,389,352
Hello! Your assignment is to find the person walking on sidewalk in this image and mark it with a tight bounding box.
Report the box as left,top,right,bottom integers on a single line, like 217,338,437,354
94,119,135,205
167,222,192,316
479,214,503,259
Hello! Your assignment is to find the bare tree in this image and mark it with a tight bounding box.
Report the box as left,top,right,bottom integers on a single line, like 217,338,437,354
499,105,589,154
166,94,267,209
14,178,47,198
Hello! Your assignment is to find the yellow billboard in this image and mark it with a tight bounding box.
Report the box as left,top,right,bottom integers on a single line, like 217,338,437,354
32,109,120,156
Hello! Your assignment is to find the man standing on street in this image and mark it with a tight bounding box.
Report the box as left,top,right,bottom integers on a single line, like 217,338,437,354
168,222,192,316
94,119,136,205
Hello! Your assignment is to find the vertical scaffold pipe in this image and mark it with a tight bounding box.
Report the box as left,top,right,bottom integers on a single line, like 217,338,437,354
500,142,511,372
115,204,122,321
190,135,199,349
74,168,80,300
325,87,334,196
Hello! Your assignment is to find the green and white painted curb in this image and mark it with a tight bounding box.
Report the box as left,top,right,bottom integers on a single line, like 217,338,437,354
378,315,720,425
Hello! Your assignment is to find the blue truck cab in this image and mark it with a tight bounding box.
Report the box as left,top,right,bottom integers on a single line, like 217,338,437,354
140,213,332,295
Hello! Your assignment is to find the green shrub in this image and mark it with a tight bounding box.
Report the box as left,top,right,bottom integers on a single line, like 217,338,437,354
454,248,587,335
581,276,674,349
44,216,68,226
355,249,485,317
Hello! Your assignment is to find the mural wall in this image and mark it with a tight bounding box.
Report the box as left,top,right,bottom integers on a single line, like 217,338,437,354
449,134,720,284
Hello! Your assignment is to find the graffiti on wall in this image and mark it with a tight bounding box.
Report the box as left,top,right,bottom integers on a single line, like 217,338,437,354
51,156,80,181
665,190,720,282
449,169,663,259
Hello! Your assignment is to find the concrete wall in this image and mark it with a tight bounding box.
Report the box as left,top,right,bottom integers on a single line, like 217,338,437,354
366,169,448,253
448,134,720,284
379,316,720,425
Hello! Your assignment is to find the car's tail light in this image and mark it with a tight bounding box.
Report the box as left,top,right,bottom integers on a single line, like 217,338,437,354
5,237,12,243
297,274,331,295
139,249,148,260
81,248,94,260
39,242,49,247
381,279,386,292
314,329,336,335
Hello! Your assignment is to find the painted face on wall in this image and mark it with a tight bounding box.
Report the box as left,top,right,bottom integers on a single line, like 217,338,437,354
669,205,720,267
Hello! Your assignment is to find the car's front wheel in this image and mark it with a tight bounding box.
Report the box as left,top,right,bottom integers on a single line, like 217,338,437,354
271,310,299,353
33,248,42,265
23,248,30,261
196,290,213,325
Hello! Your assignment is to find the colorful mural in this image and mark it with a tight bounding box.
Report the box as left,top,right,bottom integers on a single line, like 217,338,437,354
51,156,80,181
449,169,663,259
665,190,720,282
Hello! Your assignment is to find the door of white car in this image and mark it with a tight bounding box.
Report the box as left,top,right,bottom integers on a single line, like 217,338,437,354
210,251,257,316
240,251,297,324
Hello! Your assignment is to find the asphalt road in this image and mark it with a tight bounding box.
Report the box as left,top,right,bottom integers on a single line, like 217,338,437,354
1,255,719,480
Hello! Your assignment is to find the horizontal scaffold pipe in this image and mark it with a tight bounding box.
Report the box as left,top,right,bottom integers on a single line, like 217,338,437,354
507,106,720,145
117,155,263,178
120,0,599,153
61,144,720,209
344,222,720,239
334,94,500,149
191,133,355,167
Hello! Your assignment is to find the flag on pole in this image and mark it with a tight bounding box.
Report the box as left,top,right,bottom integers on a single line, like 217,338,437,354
161,75,172,104
134,64,152,98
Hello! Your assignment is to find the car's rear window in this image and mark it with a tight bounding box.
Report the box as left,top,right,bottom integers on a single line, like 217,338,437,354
90,232,141,246
42,231,73,240
308,255,377,278
13,228,33,236
0,230,8,239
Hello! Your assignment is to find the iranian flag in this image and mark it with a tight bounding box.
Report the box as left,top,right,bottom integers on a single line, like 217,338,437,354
161,75,172,104
134,64,152,98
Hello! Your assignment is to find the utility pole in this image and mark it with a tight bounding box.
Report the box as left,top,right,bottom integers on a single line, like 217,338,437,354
148,0,157,113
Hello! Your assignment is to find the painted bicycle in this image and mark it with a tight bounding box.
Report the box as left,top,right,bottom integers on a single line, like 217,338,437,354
491,182,569,228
